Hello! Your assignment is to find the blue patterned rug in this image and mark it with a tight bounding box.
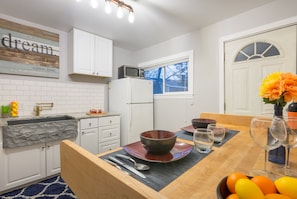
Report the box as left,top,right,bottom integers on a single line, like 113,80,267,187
0,176,76,199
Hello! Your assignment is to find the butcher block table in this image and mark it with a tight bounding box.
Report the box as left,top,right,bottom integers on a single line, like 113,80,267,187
60,112,297,199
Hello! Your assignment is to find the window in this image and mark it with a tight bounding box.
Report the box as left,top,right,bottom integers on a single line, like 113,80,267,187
234,42,280,62
139,51,193,97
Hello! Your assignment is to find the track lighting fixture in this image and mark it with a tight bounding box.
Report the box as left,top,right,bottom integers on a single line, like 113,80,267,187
76,0,135,23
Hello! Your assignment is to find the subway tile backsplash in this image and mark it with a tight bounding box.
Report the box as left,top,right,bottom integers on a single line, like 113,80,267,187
0,78,105,117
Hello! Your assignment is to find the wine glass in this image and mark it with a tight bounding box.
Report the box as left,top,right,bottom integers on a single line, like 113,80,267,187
271,116,297,177
249,117,285,176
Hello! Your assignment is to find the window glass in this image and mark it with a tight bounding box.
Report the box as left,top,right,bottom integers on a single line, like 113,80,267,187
234,42,280,62
144,67,164,94
139,50,193,97
165,62,188,92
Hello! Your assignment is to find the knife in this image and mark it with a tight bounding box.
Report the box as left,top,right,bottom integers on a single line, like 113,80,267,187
108,156,146,179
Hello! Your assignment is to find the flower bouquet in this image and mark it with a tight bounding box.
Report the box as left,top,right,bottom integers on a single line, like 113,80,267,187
259,71,297,164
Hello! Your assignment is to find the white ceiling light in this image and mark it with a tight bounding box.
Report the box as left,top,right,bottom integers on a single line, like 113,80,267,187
105,0,112,14
128,11,134,23
117,6,124,19
90,0,98,8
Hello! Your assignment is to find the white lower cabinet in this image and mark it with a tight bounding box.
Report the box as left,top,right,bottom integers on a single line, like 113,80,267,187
0,143,46,192
80,118,98,154
0,115,120,193
80,116,120,154
98,116,120,153
98,139,120,153
0,126,78,193
46,140,63,176
0,141,65,192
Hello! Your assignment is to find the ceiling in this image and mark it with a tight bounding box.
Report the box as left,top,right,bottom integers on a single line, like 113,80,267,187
0,0,276,51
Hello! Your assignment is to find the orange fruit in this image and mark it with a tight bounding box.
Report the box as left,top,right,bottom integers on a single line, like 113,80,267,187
226,193,239,199
251,175,277,195
226,172,248,193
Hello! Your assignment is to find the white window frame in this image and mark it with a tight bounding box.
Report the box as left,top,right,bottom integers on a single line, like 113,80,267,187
138,50,193,99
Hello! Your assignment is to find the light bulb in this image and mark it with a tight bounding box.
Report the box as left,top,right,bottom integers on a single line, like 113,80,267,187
117,6,124,19
128,11,134,23
76,0,81,2
105,1,112,14
90,0,98,8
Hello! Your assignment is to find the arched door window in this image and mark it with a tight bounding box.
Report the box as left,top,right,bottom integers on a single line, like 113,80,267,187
234,42,280,62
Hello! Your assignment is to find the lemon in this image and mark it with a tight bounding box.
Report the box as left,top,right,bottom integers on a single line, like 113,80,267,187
235,178,265,199
265,193,292,199
275,176,297,199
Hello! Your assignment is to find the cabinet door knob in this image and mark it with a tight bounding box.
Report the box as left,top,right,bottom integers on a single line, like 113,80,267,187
82,131,85,135
109,132,112,136
109,120,112,124
89,123,92,127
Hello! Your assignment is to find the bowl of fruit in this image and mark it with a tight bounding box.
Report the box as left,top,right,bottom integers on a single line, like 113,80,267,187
217,172,297,199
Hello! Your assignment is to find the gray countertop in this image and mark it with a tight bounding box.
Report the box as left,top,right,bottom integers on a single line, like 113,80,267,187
0,112,120,127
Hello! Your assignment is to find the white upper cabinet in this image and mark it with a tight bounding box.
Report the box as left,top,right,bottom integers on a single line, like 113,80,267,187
95,36,113,77
68,28,113,77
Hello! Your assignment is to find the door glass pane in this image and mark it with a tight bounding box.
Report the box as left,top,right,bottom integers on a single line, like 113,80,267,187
241,43,254,56
235,52,248,62
264,46,280,57
256,42,270,54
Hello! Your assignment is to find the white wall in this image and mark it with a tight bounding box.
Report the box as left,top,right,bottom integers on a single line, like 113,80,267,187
130,0,297,131
0,13,133,116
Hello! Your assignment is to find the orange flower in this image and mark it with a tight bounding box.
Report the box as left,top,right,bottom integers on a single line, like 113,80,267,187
259,72,297,107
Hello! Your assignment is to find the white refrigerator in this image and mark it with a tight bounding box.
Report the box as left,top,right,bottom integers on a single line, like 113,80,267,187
109,78,154,146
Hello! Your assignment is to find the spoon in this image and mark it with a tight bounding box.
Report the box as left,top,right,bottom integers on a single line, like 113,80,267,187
116,154,150,171
103,159,130,175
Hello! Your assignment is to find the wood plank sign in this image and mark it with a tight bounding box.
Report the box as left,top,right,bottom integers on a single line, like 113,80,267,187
0,18,59,78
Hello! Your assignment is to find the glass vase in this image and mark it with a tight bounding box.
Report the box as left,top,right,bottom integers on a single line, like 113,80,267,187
268,104,285,164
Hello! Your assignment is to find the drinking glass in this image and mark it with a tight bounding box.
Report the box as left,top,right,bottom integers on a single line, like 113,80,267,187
249,117,285,176
207,124,226,145
193,128,214,154
271,116,297,177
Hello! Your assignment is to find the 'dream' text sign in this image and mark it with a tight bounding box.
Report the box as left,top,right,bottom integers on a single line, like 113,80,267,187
0,18,60,78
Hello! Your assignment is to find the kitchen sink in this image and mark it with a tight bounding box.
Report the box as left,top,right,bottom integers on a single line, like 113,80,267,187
3,115,78,149
7,115,75,125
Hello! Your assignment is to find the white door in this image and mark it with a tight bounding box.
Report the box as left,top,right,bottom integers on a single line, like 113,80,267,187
225,25,297,116
80,128,98,154
1,144,46,191
95,36,113,77
73,29,95,75
46,141,61,176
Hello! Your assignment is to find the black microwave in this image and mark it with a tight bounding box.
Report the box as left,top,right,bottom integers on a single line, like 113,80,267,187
118,65,144,79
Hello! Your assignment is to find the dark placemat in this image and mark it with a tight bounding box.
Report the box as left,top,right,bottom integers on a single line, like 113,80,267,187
176,129,240,147
100,146,210,191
